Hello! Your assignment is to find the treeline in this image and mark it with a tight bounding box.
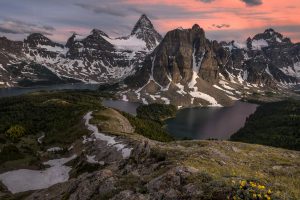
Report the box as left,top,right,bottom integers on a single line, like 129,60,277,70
230,99,300,150
122,104,177,142
0,91,103,161
136,103,177,121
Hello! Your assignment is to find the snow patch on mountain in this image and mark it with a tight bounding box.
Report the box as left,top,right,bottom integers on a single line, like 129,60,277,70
103,35,147,52
251,39,269,50
37,44,68,54
280,62,300,78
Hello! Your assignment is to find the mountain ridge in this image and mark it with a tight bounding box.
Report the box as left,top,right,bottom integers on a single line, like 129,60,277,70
0,14,162,87
119,25,299,107
0,15,299,107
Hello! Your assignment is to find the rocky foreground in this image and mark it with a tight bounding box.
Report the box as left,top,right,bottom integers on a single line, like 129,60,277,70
6,108,298,200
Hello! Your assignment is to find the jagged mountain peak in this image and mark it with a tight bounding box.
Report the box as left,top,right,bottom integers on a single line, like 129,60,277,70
90,29,109,38
131,14,153,35
24,33,63,48
65,33,77,48
25,33,51,44
252,28,292,45
130,14,162,50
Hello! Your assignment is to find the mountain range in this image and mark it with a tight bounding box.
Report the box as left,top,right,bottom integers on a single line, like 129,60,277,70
0,14,299,106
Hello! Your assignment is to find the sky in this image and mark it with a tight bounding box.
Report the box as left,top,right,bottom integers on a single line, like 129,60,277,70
0,0,299,43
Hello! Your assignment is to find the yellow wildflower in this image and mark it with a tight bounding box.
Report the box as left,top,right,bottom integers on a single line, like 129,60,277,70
265,194,271,200
253,194,257,198
250,181,257,187
267,189,272,194
257,185,265,190
257,194,262,199
240,180,247,187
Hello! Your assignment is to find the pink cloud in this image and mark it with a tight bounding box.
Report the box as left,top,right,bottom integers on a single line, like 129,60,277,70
125,0,300,42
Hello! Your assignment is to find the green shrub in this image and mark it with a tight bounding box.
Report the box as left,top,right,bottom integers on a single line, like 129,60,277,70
0,91,103,146
0,144,24,162
5,125,26,141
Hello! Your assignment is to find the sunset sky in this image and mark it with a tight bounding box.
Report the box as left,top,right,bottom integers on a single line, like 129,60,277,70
0,0,299,43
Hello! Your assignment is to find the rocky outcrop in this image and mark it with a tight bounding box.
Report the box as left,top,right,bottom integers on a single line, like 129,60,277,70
22,139,300,200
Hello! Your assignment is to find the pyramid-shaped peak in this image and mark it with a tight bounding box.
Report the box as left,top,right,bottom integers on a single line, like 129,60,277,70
131,14,154,35
130,14,162,51
140,14,150,20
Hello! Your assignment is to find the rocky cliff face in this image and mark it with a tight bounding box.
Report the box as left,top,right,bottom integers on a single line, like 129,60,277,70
122,24,232,107
0,15,162,88
119,27,299,107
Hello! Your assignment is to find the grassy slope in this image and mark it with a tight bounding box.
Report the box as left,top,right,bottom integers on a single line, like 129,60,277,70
159,140,300,199
87,107,300,199
1,92,299,199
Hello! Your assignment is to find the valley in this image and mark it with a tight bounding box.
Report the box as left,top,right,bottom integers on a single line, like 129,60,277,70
0,90,299,200
0,8,299,200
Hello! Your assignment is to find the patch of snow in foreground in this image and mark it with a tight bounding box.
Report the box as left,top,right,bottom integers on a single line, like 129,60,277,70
37,133,45,144
83,112,132,159
0,155,76,194
47,147,63,152
86,155,104,165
